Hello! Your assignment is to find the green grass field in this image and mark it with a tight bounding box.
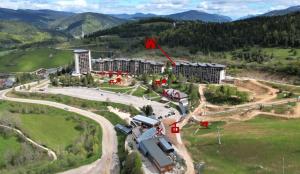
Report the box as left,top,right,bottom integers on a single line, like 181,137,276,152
132,86,159,98
262,102,296,114
260,81,300,94
8,91,137,171
0,101,102,174
0,135,21,165
20,114,81,151
0,48,72,72
182,115,300,174
132,86,146,97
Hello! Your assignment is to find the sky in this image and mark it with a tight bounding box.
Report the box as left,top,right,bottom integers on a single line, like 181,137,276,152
0,0,299,19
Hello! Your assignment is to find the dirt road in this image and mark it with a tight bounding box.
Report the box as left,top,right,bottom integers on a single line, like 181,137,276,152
0,89,118,174
0,124,57,161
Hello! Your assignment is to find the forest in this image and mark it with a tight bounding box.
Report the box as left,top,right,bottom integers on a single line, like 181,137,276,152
87,13,300,52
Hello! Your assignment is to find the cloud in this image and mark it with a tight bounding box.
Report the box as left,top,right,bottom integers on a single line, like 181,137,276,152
136,0,191,14
0,0,299,18
196,0,300,18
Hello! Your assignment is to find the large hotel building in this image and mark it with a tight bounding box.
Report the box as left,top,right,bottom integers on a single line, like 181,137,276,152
73,49,226,83
73,49,92,75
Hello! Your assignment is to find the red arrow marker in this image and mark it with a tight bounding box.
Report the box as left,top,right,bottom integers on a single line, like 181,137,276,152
145,37,176,67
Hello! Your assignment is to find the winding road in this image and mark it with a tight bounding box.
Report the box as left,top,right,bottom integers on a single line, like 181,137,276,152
0,89,119,174
2,81,194,174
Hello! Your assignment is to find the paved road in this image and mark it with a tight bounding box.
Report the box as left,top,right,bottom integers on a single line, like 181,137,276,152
0,124,57,161
0,89,119,174
43,87,180,119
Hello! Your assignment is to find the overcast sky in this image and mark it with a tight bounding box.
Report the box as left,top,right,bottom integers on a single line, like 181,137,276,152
1,0,299,19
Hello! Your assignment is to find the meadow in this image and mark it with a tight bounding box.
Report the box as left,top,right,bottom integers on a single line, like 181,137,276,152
0,101,102,174
0,48,72,72
182,115,300,174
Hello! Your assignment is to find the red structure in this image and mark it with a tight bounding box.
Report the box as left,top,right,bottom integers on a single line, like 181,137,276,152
145,37,157,49
162,89,187,101
155,79,161,86
169,122,180,133
156,127,163,136
93,71,129,76
200,121,209,128
144,37,176,66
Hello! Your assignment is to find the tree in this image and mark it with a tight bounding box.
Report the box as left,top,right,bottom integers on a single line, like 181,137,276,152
121,151,143,174
141,74,149,84
141,105,153,116
178,73,186,83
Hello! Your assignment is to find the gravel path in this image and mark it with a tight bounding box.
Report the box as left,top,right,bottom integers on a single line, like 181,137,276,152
0,89,119,174
0,124,57,161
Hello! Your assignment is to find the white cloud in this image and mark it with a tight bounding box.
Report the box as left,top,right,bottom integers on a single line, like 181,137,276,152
196,0,300,19
0,0,299,18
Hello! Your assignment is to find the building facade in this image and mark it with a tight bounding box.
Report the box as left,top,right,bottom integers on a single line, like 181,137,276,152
92,58,164,75
74,49,92,75
172,62,226,83
74,49,226,83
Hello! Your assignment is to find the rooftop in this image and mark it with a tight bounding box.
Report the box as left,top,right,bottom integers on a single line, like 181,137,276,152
137,127,157,143
140,138,173,168
74,49,89,53
115,124,132,134
133,115,160,126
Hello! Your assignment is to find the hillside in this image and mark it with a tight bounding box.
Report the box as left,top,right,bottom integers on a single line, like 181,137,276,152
0,8,74,29
158,12,300,51
262,5,300,16
166,10,232,22
52,12,126,37
0,20,55,49
88,13,300,51
84,14,300,82
109,13,157,20
87,18,175,38
0,48,72,72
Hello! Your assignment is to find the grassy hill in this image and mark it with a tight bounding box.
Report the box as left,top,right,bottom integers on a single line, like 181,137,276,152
0,101,102,174
166,10,232,22
52,12,126,37
82,14,300,83
0,8,74,29
0,20,54,48
0,48,72,72
182,115,300,174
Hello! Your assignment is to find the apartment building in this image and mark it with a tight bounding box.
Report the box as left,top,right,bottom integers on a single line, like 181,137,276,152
73,49,92,75
74,50,226,83
92,58,164,75
173,62,226,83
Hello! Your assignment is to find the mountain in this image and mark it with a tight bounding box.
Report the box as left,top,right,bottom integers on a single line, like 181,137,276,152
262,5,300,16
165,10,232,22
109,10,232,22
237,14,257,20
0,8,74,28
0,20,60,49
51,12,126,37
109,13,157,20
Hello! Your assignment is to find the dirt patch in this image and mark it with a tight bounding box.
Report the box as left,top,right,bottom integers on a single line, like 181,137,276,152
293,103,300,117
234,69,300,84
162,118,179,145
234,79,278,102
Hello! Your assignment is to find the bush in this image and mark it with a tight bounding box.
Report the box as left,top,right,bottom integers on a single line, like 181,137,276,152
121,151,143,174
205,85,250,105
